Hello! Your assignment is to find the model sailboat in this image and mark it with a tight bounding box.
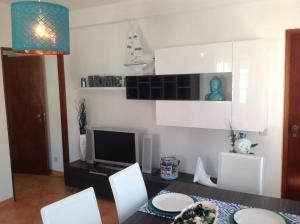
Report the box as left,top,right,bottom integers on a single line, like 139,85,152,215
126,22,144,64
124,21,153,74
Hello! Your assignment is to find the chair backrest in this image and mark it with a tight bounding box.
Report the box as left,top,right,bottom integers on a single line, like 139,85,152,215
109,163,148,223
41,187,102,224
217,152,264,195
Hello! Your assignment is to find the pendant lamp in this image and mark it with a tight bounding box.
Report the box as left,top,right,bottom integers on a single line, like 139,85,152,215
11,1,70,55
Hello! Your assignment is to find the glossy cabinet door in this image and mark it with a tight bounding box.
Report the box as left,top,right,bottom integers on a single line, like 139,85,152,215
155,42,232,75
231,40,268,132
156,101,232,130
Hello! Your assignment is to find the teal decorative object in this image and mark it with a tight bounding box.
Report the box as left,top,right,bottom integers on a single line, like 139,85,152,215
11,1,70,55
205,76,225,101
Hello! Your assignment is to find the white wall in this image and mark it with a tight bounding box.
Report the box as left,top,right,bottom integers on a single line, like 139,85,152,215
0,2,13,202
69,0,300,198
64,55,80,162
44,56,64,171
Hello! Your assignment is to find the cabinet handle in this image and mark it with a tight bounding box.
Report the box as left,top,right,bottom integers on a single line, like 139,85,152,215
89,171,108,177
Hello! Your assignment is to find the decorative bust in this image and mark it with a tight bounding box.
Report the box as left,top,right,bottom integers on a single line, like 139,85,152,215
205,76,225,101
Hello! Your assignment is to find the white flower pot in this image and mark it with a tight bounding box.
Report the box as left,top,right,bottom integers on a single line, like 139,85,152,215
79,134,87,161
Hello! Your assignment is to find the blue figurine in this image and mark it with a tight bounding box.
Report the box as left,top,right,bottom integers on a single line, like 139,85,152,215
205,76,225,101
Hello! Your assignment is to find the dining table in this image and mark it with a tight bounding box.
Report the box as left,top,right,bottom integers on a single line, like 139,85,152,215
123,181,300,224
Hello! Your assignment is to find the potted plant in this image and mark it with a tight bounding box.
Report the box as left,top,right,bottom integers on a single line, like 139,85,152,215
77,98,87,161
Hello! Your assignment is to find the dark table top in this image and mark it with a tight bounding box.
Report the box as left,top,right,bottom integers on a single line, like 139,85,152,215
123,181,300,224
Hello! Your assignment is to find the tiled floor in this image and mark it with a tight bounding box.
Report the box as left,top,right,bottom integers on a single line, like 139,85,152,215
0,173,118,224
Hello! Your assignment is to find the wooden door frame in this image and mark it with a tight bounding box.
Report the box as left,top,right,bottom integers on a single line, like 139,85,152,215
0,48,70,194
282,29,300,198
57,55,70,165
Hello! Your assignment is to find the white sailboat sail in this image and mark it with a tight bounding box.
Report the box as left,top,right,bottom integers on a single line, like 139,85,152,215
126,21,144,64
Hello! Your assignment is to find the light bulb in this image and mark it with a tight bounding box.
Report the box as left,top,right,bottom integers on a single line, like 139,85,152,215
33,19,56,44
35,22,46,37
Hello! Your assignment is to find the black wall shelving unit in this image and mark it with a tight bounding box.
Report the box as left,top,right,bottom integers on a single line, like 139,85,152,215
125,74,200,100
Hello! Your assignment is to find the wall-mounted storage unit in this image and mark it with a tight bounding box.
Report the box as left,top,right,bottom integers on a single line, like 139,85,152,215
231,40,268,132
155,40,268,132
155,42,233,74
126,74,200,100
156,101,232,130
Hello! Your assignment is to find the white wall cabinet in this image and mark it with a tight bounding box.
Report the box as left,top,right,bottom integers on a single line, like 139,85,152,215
231,40,268,132
156,101,231,130
155,40,268,132
155,42,232,75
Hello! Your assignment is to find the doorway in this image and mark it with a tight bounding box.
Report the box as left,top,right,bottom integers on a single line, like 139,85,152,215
1,48,50,199
282,29,300,200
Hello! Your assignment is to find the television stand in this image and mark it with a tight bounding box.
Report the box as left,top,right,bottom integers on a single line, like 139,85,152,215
94,162,127,171
64,160,197,198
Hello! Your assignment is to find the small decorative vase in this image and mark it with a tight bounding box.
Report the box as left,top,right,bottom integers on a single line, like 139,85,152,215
79,134,87,161
234,138,252,154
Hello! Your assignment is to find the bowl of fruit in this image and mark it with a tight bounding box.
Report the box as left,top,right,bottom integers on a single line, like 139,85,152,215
172,201,218,224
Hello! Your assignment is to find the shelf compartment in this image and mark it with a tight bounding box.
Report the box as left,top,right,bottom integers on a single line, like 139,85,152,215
164,83,177,99
199,73,232,101
138,83,150,99
177,88,191,100
177,75,191,87
151,87,163,89
126,76,138,87
138,76,151,83
151,76,163,87
163,75,176,83
126,87,138,99
151,88,163,99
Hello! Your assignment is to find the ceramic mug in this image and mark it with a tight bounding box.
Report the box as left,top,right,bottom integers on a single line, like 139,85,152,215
160,157,180,180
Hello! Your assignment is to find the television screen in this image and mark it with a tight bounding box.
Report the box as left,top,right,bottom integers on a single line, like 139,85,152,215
93,129,137,165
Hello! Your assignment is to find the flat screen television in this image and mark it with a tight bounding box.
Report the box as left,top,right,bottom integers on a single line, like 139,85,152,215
92,128,139,167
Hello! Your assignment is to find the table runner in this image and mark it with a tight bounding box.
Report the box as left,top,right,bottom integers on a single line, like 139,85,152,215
138,190,300,224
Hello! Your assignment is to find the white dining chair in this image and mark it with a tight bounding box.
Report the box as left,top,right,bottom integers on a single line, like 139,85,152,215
217,152,264,195
109,163,148,223
40,187,102,224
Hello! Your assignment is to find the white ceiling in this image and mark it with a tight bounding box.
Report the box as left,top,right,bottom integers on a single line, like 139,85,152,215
0,0,128,10
0,0,264,12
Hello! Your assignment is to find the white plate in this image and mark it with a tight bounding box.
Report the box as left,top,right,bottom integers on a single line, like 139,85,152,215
234,208,286,224
152,193,194,212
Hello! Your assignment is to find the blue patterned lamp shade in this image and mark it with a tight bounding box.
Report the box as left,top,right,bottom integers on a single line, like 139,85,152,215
11,1,70,55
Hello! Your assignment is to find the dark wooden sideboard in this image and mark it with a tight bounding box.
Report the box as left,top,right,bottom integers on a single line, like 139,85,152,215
64,160,196,198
